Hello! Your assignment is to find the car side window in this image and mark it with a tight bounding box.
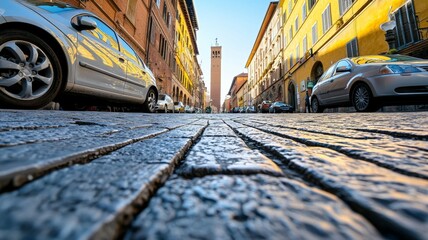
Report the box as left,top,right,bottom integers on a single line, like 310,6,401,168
84,16,119,51
118,36,139,64
318,64,335,82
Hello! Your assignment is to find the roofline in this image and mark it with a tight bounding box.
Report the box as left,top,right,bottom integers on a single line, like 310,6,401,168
180,0,199,54
245,2,279,68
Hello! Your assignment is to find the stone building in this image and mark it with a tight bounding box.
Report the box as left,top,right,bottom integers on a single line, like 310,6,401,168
247,0,428,112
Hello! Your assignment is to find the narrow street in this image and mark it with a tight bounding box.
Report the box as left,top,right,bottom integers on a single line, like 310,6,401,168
0,110,427,239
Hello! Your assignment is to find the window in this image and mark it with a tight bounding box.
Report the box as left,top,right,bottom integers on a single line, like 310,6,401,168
346,38,359,57
303,35,308,54
283,34,287,48
289,54,294,68
126,0,137,23
288,1,292,15
339,0,353,16
149,17,156,44
295,44,300,61
289,27,293,40
86,17,119,51
302,2,307,22
295,17,299,32
156,0,161,8
118,36,138,63
162,3,167,22
312,22,318,45
308,0,316,10
318,64,335,83
322,4,332,34
392,2,419,48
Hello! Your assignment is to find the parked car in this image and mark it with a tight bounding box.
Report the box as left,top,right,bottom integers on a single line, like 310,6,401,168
311,55,428,112
0,0,158,112
185,105,195,113
269,102,294,113
246,106,257,113
258,100,272,113
174,101,184,113
155,94,174,113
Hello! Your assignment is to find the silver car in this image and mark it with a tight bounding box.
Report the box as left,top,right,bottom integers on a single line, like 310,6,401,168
155,94,174,113
0,0,158,112
310,55,428,112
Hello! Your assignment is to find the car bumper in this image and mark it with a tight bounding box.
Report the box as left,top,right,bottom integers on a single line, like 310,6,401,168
369,72,428,97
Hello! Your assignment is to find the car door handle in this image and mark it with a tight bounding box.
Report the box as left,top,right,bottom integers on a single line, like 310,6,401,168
118,57,125,63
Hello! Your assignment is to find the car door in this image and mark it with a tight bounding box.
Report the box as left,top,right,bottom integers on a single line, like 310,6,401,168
118,36,148,100
75,15,126,95
326,60,353,104
314,64,336,104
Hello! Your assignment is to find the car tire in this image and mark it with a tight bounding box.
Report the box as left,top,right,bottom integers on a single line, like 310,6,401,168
352,83,376,112
311,97,324,113
142,88,157,113
0,30,63,109
164,105,168,113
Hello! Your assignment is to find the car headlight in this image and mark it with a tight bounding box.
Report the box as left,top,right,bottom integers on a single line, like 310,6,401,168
379,65,421,74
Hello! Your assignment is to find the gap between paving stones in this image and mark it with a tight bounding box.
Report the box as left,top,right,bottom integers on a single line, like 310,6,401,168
226,120,428,240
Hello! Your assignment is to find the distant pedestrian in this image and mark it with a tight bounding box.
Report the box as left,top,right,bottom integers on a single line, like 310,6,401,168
305,91,311,113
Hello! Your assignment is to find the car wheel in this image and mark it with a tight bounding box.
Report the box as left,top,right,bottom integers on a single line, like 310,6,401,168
164,105,168,113
352,83,375,112
142,88,157,113
311,97,324,113
0,30,63,109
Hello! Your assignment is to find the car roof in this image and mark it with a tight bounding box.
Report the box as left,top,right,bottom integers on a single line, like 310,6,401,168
350,54,423,65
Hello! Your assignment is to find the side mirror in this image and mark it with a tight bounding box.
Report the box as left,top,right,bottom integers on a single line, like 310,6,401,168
72,16,97,31
336,66,352,73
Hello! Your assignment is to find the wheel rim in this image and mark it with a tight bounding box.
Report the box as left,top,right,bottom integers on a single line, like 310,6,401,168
0,40,53,101
354,86,370,111
146,90,156,112
312,98,318,112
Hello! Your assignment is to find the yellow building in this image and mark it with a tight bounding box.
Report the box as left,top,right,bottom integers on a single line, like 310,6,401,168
276,0,428,112
174,0,201,106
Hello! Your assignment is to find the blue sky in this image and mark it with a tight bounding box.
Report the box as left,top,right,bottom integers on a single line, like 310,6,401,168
193,0,274,103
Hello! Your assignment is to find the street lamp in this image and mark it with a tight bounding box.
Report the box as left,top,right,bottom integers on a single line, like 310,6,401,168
380,20,396,51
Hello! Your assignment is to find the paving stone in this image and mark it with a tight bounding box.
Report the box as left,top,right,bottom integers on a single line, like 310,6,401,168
238,120,428,179
126,175,381,240
228,121,428,239
0,127,168,191
177,136,283,178
0,125,204,240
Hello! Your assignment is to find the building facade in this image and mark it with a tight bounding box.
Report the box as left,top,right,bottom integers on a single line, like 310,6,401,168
146,0,176,97
246,2,281,110
174,0,201,106
247,0,428,112
211,42,222,111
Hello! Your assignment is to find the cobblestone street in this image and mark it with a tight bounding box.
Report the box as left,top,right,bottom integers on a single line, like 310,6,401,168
0,110,427,240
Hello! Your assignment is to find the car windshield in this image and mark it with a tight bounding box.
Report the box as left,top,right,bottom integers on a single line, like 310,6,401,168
158,95,166,100
351,55,422,65
25,0,77,13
